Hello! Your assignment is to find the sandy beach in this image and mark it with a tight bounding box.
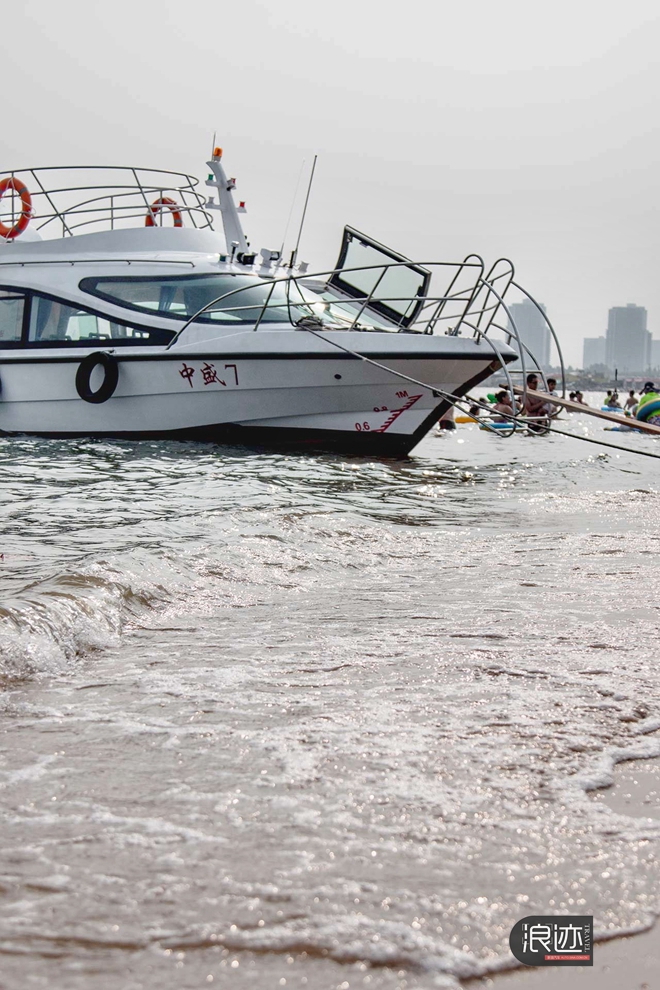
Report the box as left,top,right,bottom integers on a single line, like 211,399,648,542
474,925,660,990
468,759,660,990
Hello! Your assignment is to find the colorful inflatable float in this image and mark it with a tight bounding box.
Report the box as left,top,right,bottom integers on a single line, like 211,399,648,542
636,390,660,424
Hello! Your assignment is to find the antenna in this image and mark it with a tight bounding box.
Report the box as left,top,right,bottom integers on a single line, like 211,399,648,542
279,158,306,260
211,131,216,158
290,154,317,268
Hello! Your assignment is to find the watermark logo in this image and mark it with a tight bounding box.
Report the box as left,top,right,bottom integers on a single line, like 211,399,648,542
509,915,593,966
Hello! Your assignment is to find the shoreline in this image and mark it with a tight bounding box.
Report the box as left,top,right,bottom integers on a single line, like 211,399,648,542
467,924,660,990
465,757,660,989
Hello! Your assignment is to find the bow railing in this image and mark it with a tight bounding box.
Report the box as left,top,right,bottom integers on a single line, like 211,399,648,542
163,256,565,410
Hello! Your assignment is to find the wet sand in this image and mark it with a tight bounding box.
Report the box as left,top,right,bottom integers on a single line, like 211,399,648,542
468,759,660,990
474,925,660,989
2,429,660,989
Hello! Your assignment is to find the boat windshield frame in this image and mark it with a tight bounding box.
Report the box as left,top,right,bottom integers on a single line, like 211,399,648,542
79,272,322,326
79,271,384,330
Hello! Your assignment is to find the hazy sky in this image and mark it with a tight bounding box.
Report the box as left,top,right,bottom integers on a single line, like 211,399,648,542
6,0,660,365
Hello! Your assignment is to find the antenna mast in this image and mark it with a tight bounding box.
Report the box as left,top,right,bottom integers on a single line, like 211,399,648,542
279,158,306,260
290,155,317,268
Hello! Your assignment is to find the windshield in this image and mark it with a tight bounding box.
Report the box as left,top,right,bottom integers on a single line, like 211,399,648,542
79,274,325,325
80,273,395,330
328,227,430,328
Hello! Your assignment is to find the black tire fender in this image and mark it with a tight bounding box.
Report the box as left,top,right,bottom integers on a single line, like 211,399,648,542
75,351,119,404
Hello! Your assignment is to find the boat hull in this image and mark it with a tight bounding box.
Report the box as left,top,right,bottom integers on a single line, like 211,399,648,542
0,340,502,456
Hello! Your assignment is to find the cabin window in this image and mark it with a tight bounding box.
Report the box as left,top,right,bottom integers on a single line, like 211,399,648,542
0,291,25,343
80,274,312,325
27,295,172,346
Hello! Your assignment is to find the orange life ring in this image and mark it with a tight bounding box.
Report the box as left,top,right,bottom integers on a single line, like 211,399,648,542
0,176,32,240
145,196,183,228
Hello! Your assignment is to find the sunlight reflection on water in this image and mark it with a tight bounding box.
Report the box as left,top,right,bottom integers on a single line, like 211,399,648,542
0,401,658,988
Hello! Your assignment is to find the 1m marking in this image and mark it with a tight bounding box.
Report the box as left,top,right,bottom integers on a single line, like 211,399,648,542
374,394,423,433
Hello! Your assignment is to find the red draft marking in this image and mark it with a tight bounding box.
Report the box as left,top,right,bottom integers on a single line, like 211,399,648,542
374,394,423,433
224,363,239,386
201,362,226,386
179,363,195,387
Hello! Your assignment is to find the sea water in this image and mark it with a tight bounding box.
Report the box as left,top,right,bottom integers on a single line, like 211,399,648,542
1,401,659,989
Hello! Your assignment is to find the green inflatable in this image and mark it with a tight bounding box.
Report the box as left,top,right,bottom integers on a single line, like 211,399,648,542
636,390,660,423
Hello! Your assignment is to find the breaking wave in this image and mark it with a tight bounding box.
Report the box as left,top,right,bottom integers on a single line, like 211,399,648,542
0,556,179,681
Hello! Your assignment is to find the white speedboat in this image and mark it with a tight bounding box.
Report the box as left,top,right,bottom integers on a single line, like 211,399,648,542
0,149,522,455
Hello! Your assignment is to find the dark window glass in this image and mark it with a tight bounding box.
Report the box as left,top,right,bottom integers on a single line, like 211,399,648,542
0,291,25,343
28,295,172,346
80,274,312,324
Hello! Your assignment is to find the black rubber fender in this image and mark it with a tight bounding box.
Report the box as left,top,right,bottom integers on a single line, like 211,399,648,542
75,351,119,404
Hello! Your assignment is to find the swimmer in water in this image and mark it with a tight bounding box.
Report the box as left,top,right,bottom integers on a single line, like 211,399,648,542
523,373,552,433
491,390,518,422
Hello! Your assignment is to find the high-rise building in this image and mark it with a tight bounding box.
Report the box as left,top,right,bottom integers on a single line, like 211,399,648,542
507,298,550,368
583,336,606,370
606,304,651,374
651,339,660,372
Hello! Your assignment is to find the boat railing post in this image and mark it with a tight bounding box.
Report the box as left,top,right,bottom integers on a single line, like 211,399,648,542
29,168,73,236
511,281,566,398
290,272,314,322
426,256,485,336
469,259,515,334
452,256,489,336
186,178,201,229
253,280,276,331
285,270,317,326
462,318,519,437
471,276,528,407
348,266,388,331
132,167,154,224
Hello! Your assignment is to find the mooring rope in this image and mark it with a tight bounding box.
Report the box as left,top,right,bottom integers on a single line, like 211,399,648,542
300,325,660,462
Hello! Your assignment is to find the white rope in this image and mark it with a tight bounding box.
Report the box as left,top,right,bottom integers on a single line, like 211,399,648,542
300,326,660,462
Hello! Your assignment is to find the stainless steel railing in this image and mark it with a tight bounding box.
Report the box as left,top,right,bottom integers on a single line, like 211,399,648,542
0,165,213,236
162,257,566,407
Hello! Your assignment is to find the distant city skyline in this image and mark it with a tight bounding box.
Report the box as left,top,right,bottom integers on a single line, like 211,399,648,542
502,296,660,374
582,302,660,373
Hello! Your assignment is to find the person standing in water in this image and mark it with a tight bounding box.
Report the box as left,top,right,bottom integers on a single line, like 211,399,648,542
625,390,638,413
522,373,552,432
545,377,560,417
